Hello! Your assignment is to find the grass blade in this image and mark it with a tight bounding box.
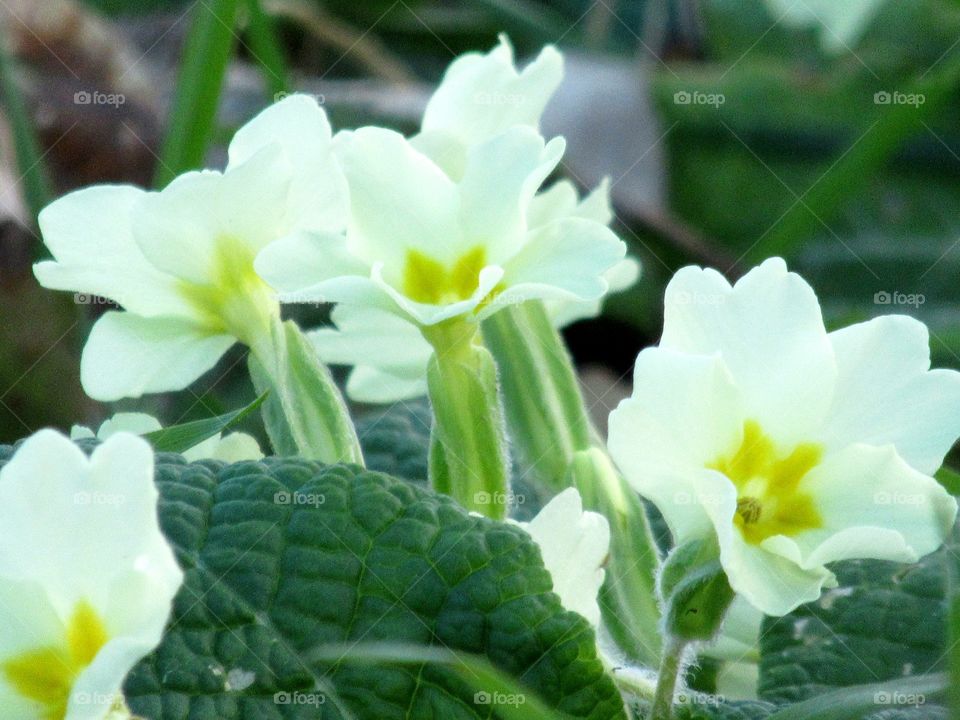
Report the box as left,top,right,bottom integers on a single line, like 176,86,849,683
154,0,242,187
142,392,266,453
244,0,288,98
0,37,53,226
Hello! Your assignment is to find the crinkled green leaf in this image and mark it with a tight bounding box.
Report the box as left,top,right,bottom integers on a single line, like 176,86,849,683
759,553,949,705
107,453,626,719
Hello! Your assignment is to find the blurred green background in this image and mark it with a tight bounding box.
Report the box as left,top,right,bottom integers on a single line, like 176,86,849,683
1,0,958,442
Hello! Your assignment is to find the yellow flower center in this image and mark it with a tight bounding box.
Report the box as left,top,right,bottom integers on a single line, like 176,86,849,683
3,600,109,719
178,236,278,344
709,420,823,545
402,247,488,305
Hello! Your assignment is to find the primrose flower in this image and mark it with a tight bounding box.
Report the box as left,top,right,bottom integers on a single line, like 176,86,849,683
0,430,182,718
412,34,563,180
511,488,610,626
255,125,626,333
34,95,344,401
71,413,263,462
308,175,638,403
608,258,960,616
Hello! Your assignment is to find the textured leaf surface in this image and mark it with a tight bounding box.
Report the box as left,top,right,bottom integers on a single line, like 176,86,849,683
97,452,626,719
759,553,948,706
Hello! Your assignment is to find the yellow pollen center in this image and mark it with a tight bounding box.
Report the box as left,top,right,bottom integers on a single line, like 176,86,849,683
3,601,109,719
708,420,823,545
178,236,277,343
402,247,490,305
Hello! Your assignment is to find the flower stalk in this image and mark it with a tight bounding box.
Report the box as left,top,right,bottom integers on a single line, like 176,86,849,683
248,313,363,464
423,319,511,520
482,301,591,488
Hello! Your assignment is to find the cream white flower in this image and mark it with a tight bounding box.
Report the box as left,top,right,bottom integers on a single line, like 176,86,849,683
70,413,263,463
34,95,344,401
0,430,182,718
255,124,625,333
766,0,886,52
412,34,563,181
308,180,639,404
608,257,960,616
511,488,610,626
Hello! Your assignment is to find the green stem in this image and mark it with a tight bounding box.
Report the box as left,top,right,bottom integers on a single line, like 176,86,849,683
482,302,590,488
424,320,510,520
247,314,363,464
570,448,662,667
651,638,686,720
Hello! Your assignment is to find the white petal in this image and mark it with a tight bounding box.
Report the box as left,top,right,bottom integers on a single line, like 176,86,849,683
96,412,163,439
310,305,432,376
661,258,836,446
546,256,641,328
421,35,563,158
35,185,190,318
347,366,430,404
134,149,290,284
515,488,609,626
183,432,264,462
528,179,579,229
608,348,745,544
493,217,625,316
791,444,957,568
573,178,614,225
824,314,960,475
335,127,462,267
254,229,368,298
81,312,235,401
227,94,347,232
691,471,835,616
459,129,565,261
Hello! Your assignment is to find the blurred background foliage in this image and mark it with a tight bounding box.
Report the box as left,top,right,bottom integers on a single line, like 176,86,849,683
1,0,959,444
